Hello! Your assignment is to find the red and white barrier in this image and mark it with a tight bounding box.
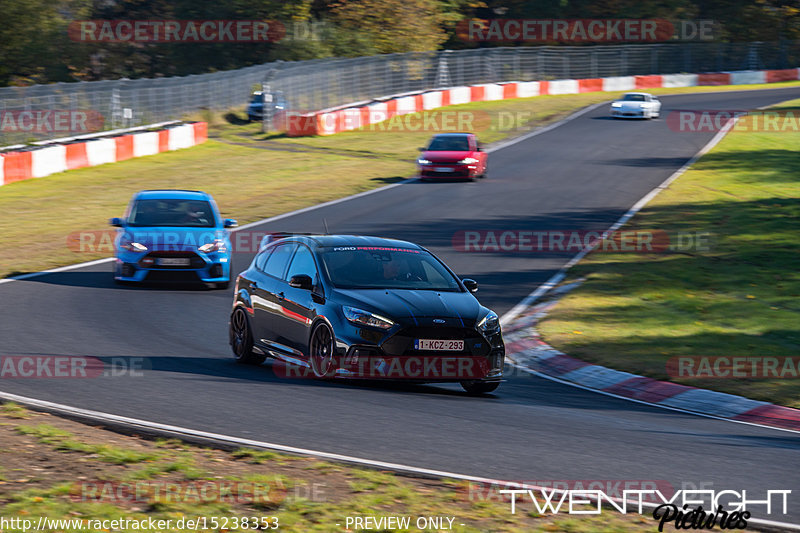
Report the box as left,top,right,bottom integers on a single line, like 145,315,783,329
288,66,799,137
0,122,207,187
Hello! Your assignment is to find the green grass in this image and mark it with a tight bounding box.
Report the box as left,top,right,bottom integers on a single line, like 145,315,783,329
231,448,281,464
15,424,160,464
1,80,799,279
537,99,800,408
0,402,31,419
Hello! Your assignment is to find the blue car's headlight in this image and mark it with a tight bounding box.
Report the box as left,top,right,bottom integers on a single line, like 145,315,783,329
477,310,500,334
199,240,226,253
121,241,147,253
343,306,395,330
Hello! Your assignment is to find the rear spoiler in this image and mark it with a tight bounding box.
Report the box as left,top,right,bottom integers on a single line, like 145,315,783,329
257,232,317,252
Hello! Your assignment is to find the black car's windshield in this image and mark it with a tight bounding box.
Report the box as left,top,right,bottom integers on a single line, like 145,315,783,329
623,94,646,101
320,246,462,291
427,136,469,151
127,199,216,227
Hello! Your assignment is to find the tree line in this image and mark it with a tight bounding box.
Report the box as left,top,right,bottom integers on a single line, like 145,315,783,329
0,0,798,86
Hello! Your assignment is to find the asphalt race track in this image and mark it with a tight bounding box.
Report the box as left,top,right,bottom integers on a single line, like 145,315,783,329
2,88,799,523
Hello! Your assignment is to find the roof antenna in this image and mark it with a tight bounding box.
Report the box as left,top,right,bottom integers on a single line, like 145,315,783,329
323,218,330,235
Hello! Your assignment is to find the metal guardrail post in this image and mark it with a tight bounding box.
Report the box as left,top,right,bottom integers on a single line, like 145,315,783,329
261,62,281,134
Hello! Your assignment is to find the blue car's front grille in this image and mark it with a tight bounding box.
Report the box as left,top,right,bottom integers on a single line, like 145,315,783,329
139,251,205,269
145,270,202,283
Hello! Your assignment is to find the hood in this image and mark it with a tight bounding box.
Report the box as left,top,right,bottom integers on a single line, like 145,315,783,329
422,150,472,163
120,227,225,251
335,288,483,327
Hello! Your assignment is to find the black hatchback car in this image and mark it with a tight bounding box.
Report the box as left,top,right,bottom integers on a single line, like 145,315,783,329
229,235,505,394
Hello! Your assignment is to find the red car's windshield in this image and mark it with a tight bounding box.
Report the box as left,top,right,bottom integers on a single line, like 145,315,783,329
427,136,470,151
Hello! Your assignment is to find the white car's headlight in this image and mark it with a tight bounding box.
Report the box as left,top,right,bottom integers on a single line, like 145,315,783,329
121,241,147,253
417,158,431,165
611,102,622,108
477,310,500,333
199,240,226,253
458,157,479,164
343,306,395,330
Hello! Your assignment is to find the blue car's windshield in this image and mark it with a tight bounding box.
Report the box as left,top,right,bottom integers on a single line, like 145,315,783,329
127,199,216,227
319,247,462,291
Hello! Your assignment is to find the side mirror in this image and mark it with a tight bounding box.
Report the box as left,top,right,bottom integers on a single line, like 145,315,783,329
476,142,483,152
109,217,123,227
289,274,313,290
418,147,427,151
224,219,238,228
462,278,478,293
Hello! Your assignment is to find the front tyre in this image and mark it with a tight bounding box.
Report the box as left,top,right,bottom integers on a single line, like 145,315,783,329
309,322,337,379
461,380,500,395
230,307,265,365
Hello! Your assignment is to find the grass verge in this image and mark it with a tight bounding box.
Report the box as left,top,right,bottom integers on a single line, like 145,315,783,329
1,81,799,279
537,99,800,408
0,403,666,532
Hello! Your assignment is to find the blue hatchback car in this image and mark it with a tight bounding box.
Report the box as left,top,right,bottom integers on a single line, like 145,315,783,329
110,190,237,288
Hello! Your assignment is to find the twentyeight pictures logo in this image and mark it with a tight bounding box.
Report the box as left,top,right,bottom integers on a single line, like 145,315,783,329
69,20,285,43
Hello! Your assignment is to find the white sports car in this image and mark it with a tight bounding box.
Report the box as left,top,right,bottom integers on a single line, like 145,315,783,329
610,92,661,119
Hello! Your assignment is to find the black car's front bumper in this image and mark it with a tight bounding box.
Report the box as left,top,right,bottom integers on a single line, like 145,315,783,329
334,325,505,382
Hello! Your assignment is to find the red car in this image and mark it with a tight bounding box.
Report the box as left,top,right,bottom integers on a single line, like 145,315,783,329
417,133,488,180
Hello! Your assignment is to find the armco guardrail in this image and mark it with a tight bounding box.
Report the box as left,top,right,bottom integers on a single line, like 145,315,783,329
286,67,800,136
0,122,207,186
1,41,799,145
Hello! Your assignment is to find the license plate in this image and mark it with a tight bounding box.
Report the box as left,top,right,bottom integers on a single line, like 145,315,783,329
156,257,191,266
434,167,453,172
415,339,464,351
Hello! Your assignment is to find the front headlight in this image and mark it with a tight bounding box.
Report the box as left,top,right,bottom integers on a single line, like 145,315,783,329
458,157,479,164
477,310,500,333
611,102,622,108
417,158,431,165
343,306,395,330
199,240,226,253
121,242,147,253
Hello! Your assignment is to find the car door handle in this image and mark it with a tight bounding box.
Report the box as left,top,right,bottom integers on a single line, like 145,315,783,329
277,291,285,300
